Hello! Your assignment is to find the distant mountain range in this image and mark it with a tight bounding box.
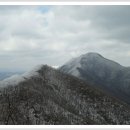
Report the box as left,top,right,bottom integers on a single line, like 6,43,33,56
0,53,130,125
60,52,130,104
0,72,23,81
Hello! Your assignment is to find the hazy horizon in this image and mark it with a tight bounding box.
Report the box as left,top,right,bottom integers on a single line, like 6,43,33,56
0,5,130,71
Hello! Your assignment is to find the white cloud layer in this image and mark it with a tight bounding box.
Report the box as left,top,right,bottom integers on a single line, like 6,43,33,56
0,5,130,71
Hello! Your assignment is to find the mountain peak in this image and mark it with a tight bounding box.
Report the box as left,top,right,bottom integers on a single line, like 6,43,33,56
79,52,122,68
60,52,124,84
59,52,105,77
85,52,102,57
60,52,130,104
81,52,103,60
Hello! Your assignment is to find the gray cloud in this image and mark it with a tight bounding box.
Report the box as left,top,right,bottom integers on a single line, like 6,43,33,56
0,5,130,71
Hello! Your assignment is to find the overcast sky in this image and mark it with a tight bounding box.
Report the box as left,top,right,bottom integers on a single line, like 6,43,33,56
0,5,130,71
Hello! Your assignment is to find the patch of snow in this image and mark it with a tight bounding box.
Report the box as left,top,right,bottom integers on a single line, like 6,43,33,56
52,66,59,69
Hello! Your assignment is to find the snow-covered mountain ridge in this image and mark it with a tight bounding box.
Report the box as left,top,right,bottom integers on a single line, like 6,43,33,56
0,64,130,124
60,52,130,104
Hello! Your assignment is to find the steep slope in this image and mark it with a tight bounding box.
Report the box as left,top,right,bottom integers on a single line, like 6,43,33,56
59,52,130,104
0,65,130,125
